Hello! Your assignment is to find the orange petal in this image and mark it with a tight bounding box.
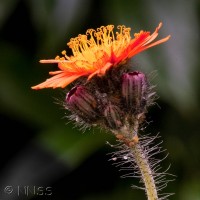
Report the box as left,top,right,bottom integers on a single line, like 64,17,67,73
87,62,112,80
40,60,77,72
49,70,63,75
31,73,81,90
115,31,150,64
40,59,60,63
128,35,171,58
127,23,171,58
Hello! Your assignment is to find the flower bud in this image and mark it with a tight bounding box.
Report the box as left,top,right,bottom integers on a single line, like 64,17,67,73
66,85,98,122
122,71,148,113
103,103,123,130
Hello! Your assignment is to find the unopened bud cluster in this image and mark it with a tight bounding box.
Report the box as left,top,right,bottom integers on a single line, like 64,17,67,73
65,64,155,139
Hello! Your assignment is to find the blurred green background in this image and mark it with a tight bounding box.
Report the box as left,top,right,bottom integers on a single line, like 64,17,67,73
0,0,200,199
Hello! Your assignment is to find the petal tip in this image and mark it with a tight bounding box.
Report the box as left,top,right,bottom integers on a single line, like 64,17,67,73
31,85,40,90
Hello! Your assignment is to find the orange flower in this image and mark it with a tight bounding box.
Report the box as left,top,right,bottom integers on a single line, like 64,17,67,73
32,22,170,90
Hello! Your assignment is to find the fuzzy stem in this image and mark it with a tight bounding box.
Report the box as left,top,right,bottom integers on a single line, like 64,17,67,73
131,142,158,200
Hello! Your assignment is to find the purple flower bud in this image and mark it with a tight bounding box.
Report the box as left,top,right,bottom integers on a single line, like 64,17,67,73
103,103,123,129
122,71,148,113
66,86,98,122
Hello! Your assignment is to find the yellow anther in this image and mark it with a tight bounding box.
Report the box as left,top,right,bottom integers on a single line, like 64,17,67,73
106,25,114,31
62,50,66,55
55,55,60,60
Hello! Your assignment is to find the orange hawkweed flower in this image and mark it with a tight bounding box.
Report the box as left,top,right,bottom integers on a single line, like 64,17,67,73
32,22,170,90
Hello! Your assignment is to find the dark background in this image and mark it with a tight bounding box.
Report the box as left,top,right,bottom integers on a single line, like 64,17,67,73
0,0,200,199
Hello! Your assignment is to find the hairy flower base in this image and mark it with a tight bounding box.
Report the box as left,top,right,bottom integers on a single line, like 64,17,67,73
64,63,155,139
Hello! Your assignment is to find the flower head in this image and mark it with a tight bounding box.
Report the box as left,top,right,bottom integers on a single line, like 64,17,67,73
32,22,170,90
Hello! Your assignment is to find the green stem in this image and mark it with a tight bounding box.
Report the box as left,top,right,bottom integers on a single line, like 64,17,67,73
115,114,159,200
131,142,158,200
